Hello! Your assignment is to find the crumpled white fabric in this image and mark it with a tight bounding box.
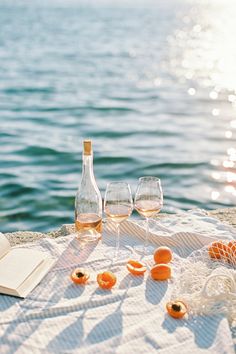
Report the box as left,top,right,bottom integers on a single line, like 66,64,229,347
0,210,235,354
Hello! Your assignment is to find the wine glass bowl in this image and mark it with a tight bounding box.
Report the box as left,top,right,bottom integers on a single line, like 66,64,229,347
134,176,163,256
135,200,162,218
104,182,133,261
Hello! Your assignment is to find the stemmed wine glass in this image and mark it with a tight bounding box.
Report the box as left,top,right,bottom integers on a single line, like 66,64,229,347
134,176,163,257
104,182,133,261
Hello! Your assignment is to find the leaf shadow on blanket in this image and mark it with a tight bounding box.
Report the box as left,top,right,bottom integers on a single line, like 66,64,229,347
54,237,99,270
46,311,85,351
0,238,98,351
162,313,224,349
46,307,123,352
0,295,19,311
145,277,168,305
86,308,123,346
47,273,133,353
119,273,144,289
46,286,126,353
84,290,127,354
22,237,97,308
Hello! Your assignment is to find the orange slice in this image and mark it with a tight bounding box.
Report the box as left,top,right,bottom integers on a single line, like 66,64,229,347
127,259,147,276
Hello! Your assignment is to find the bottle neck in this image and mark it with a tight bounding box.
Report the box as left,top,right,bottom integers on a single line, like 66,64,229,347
82,153,95,182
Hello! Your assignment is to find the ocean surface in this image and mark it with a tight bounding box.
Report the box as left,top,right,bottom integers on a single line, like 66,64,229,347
0,0,236,232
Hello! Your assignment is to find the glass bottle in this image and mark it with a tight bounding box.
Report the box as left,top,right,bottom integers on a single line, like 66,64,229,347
75,140,102,241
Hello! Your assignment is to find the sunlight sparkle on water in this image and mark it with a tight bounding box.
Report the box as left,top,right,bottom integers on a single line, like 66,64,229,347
211,191,220,200
227,147,236,155
176,2,236,90
188,87,196,95
225,185,236,195
223,160,234,168
226,172,236,183
209,91,218,100
230,120,236,129
225,131,233,138
211,172,220,180
228,95,236,103
212,108,220,116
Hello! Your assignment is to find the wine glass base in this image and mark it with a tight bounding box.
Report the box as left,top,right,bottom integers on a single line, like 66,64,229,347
104,248,131,262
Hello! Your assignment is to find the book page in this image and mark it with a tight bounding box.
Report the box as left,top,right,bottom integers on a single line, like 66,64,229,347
0,248,46,290
0,233,10,260
17,257,55,298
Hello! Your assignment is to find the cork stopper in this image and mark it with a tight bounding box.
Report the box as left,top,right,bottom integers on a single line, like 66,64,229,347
83,140,92,155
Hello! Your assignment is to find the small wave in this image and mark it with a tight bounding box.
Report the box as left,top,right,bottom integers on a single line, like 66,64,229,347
0,183,37,198
108,95,160,102
15,145,71,158
2,87,55,95
145,162,208,170
96,156,137,165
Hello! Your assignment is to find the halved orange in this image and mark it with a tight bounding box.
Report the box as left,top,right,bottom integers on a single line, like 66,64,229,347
127,259,147,276
70,268,90,284
150,263,171,281
166,300,187,319
97,271,117,289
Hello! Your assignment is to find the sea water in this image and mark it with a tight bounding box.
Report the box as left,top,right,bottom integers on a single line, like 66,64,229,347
0,0,236,232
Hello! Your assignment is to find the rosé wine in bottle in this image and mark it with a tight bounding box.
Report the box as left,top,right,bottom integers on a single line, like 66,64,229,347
75,140,102,241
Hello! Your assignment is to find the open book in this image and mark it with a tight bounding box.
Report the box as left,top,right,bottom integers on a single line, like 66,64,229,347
0,232,55,298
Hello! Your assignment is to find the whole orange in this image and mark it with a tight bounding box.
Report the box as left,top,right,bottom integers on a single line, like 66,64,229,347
208,241,229,260
150,264,171,281
228,240,236,265
154,246,172,264
228,241,236,254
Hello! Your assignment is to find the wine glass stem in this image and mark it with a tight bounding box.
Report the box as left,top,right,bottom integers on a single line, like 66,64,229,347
143,217,149,256
115,223,120,259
